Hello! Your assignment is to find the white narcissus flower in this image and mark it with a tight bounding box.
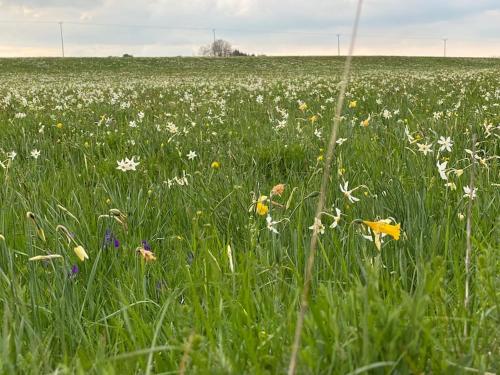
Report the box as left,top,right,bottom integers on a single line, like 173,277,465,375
436,160,448,180
437,136,453,152
266,215,279,234
463,186,477,200
340,181,361,203
329,208,342,229
417,143,433,156
336,138,347,145
404,126,416,143
309,217,325,235
116,157,140,172
186,150,197,160
31,149,41,159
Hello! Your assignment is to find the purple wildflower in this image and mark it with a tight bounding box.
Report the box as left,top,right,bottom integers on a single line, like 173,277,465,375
103,228,120,249
69,264,79,278
104,229,112,243
141,240,151,251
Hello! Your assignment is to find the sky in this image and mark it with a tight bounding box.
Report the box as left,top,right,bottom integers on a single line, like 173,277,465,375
0,0,499,57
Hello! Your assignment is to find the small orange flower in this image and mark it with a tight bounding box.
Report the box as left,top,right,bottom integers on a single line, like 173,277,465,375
137,247,157,262
271,183,285,197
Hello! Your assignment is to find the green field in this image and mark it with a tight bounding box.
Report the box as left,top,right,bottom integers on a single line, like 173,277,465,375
0,56,498,374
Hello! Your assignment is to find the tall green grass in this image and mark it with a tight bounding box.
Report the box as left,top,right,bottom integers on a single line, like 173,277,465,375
0,57,498,374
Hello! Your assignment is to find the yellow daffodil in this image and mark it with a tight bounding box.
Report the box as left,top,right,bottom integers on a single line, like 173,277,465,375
361,116,370,127
74,245,89,262
349,100,357,108
211,161,221,169
362,219,401,251
256,202,269,216
309,115,318,124
363,220,401,240
299,102,308,111
256,195,269,216
56,122,63,129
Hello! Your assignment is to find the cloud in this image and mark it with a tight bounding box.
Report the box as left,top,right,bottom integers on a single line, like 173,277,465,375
0,0,498,57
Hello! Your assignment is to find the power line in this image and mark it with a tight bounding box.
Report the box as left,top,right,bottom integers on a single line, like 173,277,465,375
0,19,499,42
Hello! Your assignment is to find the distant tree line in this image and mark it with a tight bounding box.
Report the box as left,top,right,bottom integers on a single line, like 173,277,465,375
199,39,254,57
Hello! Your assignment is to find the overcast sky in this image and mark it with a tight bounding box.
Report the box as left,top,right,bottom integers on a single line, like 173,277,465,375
0,0,499,57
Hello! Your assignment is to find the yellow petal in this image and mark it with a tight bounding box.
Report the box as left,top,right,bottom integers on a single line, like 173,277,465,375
74,245,89,262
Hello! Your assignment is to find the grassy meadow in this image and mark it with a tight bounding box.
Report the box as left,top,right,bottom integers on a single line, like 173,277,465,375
0,56,499,374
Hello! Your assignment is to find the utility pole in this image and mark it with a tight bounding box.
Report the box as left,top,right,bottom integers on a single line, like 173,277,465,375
443,38,447,57
58,21,65,57
212,28,216,57
337,34,340,56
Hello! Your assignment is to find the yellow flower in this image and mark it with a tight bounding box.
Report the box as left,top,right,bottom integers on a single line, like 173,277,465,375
255,196,269,216
211,161,221,169
298,102,308,111
309,115,318,124
362,219,401,250
363,220,401,240
317,155,324,162
137,247,157,262
56,122,63,129
349,100,357,109
256,202,269,216
74,245,89,262
361,117,370,127
363,219,401,251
